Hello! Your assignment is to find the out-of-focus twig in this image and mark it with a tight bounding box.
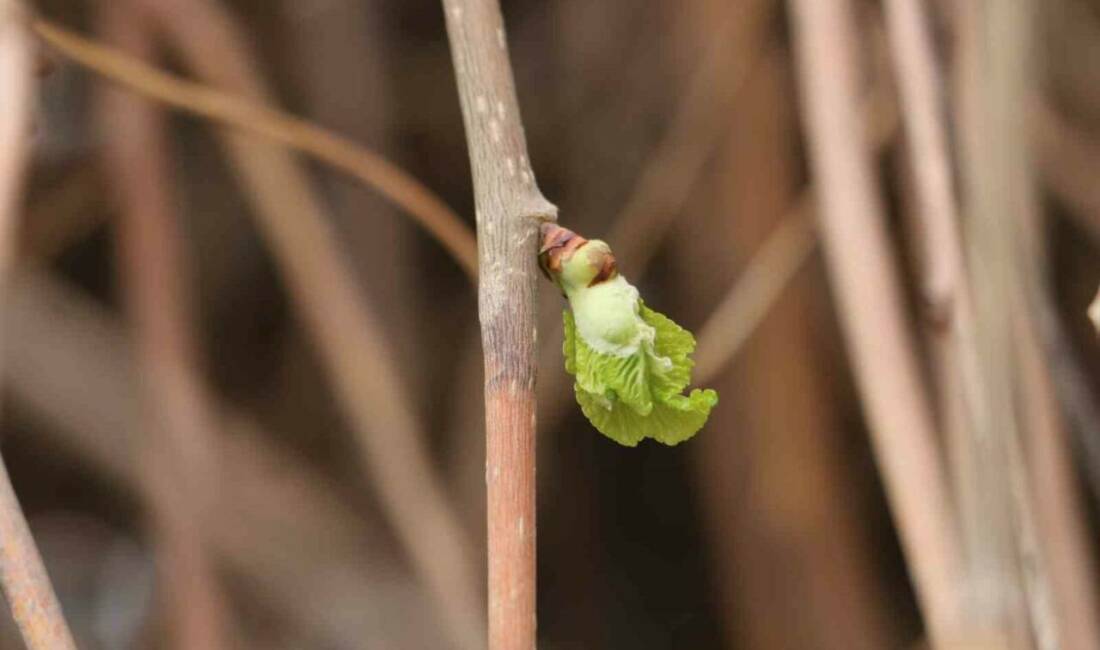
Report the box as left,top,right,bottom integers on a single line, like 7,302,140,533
441,0,557,647
605,0,774,270
96,5,230,648
694,204,815,384
956,1,1058,646
693,84,898,387
882,0,971,323
1034,101,1100,243
104,0,485,646
0,6,77,650
787,0,963,642
31,18,479,281
1018,300,1100,650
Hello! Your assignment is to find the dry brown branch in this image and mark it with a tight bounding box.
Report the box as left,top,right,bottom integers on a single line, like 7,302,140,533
441,0,557,647
955,2,1060,646
691,81,899,388
96,5,230,648
31,18,479,281
1018,306,1100,650
787,0,963,641
0,6,77,649
104,0,485,646
605,0,774,270
1034,102,1100,243
882,0,969,320
694,204,815,384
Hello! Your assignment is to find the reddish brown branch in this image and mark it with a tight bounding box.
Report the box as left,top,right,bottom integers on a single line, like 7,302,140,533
441,1,556,648
96,5,230,648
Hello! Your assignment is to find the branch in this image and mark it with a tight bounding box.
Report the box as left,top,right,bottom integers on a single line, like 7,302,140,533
787,0,962,641
0,5,76,649
96,5,230,648
31,18,479,281
694,202,815,385
441,1,556,647
956,1,1059,643
605,0,773,270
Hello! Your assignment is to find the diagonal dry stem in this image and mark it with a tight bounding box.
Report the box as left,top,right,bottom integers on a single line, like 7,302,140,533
32,18,478,281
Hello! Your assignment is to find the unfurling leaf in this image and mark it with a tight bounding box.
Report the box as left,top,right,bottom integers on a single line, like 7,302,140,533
541,223,718,447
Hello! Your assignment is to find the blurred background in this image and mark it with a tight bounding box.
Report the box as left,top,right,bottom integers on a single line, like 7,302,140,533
3,0,1100,648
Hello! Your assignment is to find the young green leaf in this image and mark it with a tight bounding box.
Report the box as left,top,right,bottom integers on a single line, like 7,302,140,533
542,223,718,446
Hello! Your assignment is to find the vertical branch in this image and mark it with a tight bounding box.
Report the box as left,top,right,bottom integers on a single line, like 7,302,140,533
96,6,229,649
786,0,963,642
442,2,556,648
956,1,1059,646
0,6,76,650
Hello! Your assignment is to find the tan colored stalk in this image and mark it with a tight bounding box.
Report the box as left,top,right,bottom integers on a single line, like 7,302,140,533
96,5,230,648
787,0,962,642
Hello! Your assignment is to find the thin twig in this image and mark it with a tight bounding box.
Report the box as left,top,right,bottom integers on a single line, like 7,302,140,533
881,0,997,641
694,203,815,384
96,5,230,648
114,0,485,646
0,5,77,649
605,0,773,270
882,0,969,320
31,18,479,281
787,0,962,642
1018,300,1100,650
442,0,557,647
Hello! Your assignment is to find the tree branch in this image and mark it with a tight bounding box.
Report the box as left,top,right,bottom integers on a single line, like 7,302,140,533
441,1,556,647
96,5,231,647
